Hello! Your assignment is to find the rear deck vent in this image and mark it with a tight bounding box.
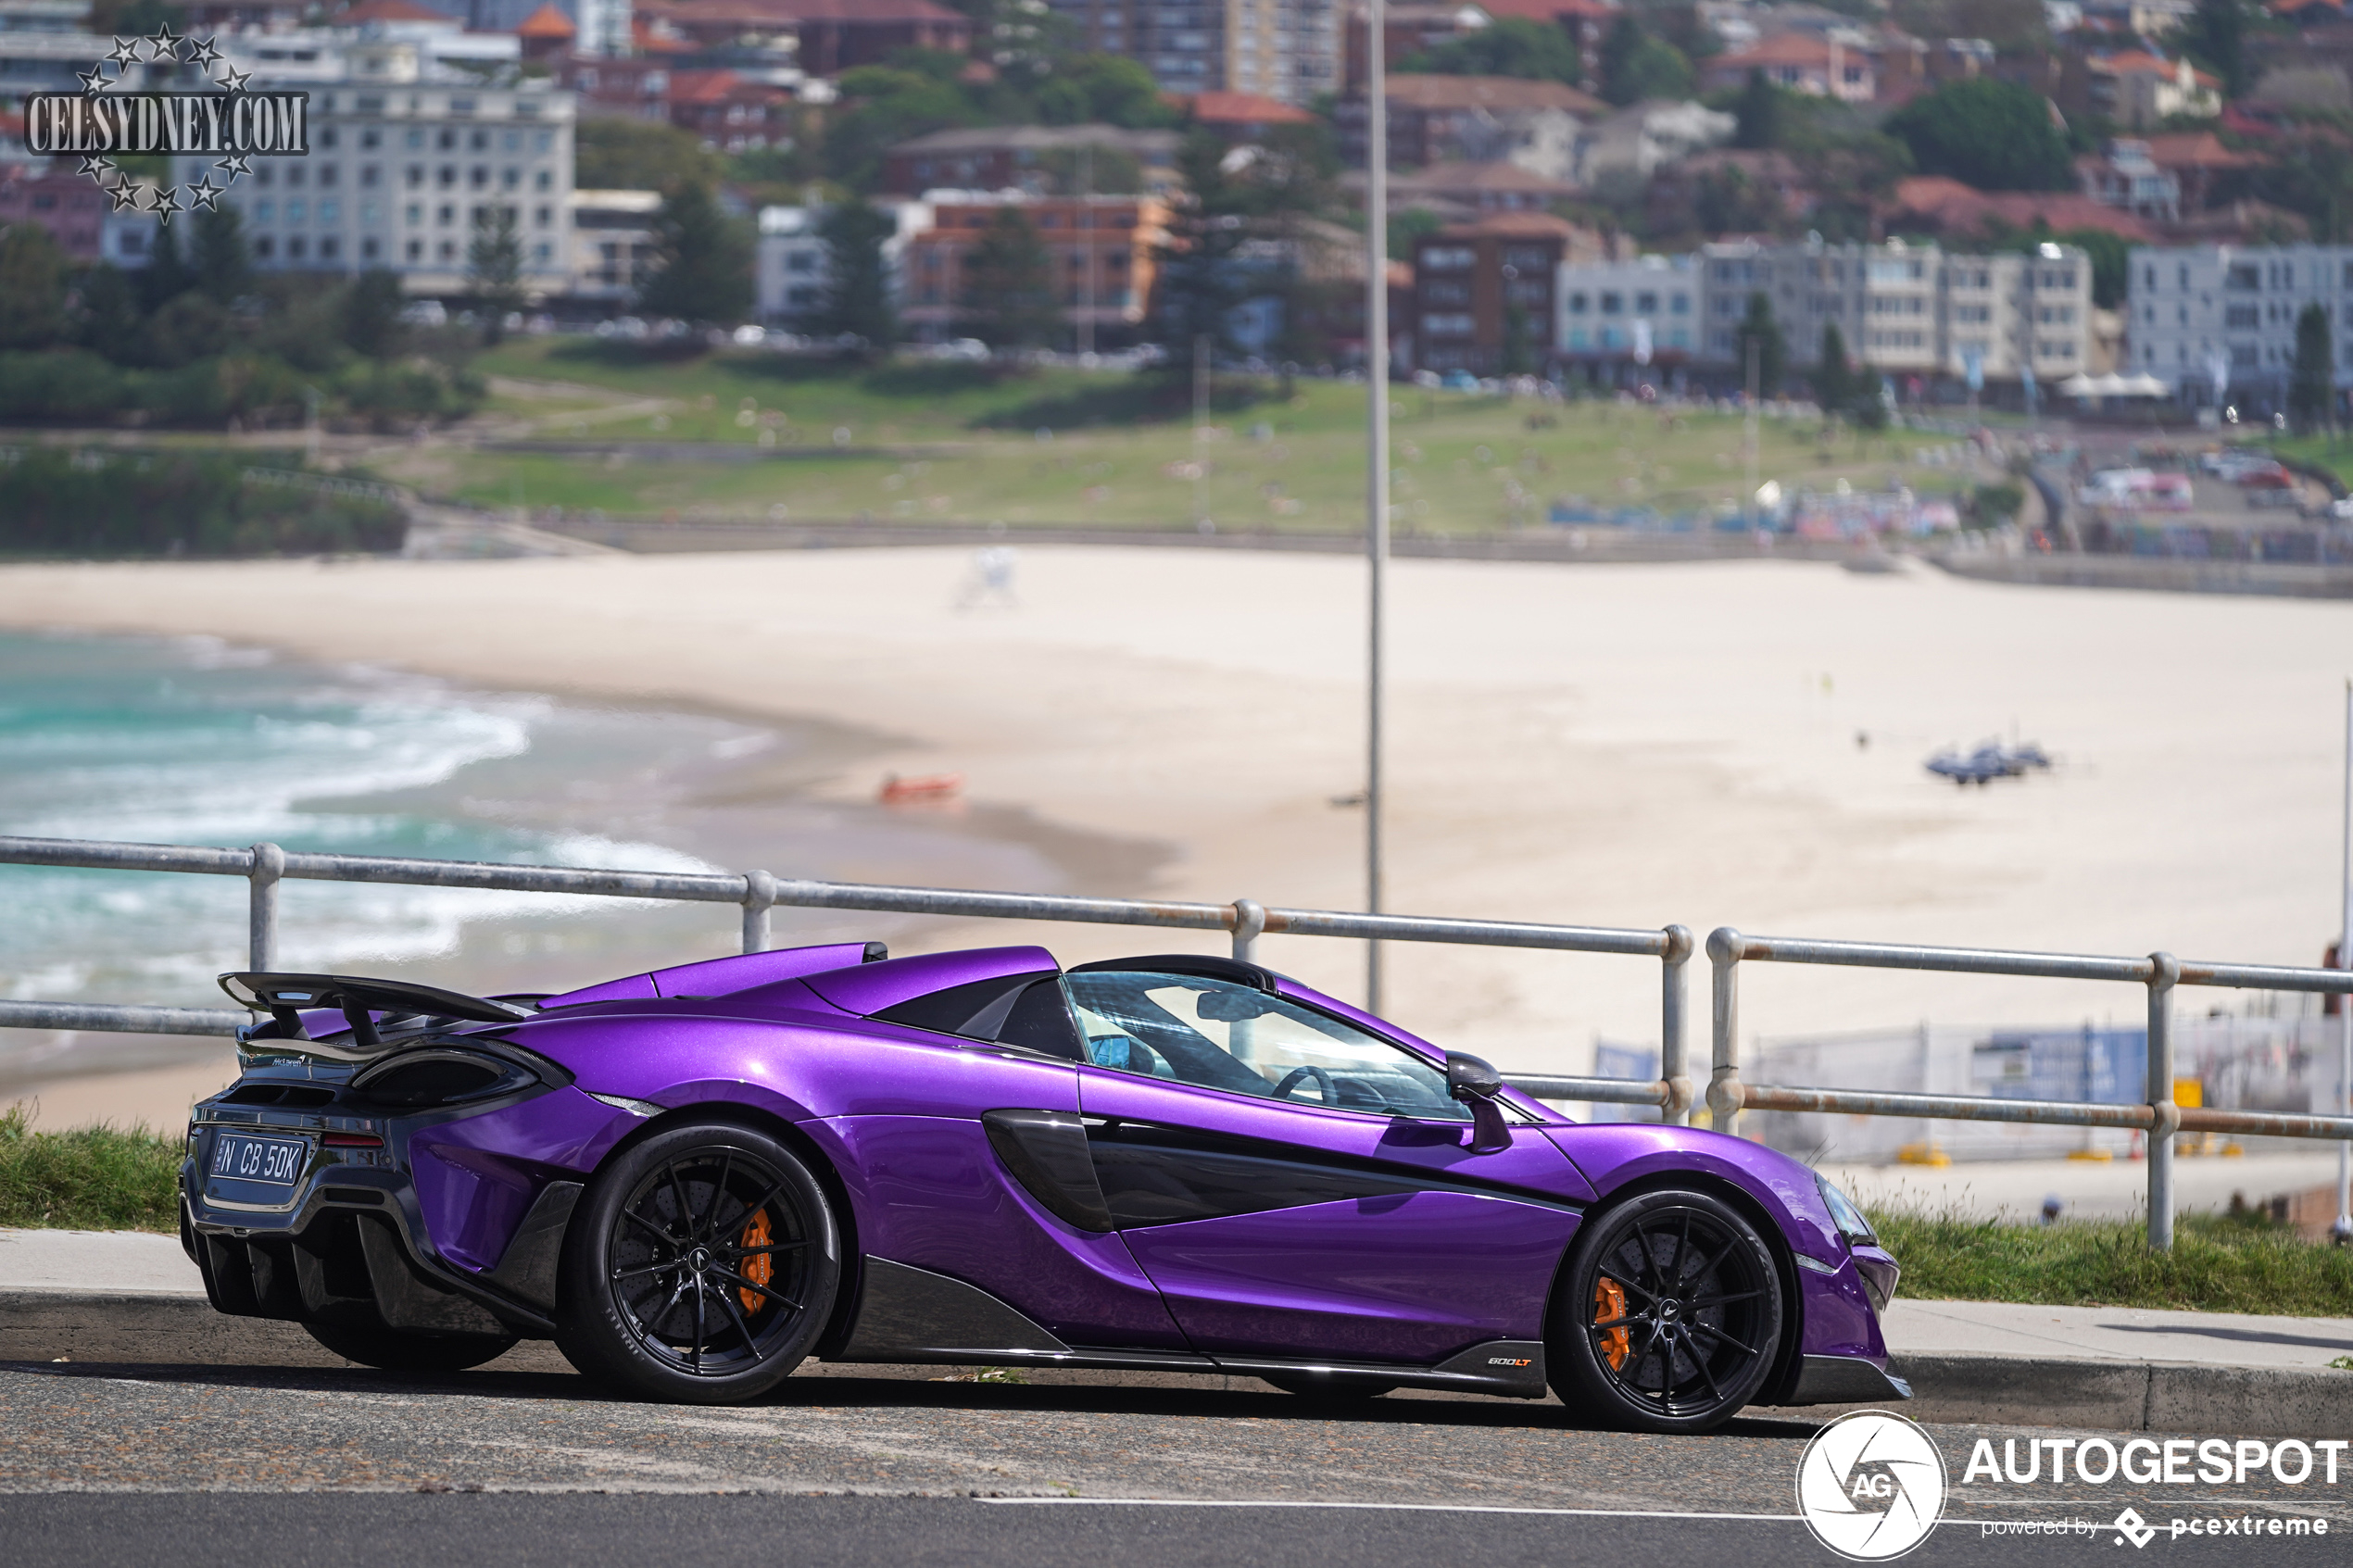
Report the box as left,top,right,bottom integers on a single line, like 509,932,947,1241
221,1085,338,1108
355,1054,509,1107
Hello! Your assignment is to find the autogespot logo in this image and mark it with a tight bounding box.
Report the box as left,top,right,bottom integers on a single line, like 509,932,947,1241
1796,1411,1949,1561
21,28,308,225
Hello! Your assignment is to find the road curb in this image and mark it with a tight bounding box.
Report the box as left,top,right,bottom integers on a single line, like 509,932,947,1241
3,1291,2344,1435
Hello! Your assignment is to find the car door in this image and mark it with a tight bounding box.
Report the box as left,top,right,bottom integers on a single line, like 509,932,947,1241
1063,963,1588,1366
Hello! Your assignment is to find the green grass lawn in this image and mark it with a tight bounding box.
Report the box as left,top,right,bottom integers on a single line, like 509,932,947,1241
422,339,1977,532
0,1107,182,1231
1868,1205,2353,1318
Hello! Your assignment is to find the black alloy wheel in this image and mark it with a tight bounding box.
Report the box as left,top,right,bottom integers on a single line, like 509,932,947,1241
1549,1186,1784,1434
305,1321,520,1372
555,1120,839,1403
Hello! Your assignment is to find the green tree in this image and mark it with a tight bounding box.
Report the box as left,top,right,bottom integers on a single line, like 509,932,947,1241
1732,69,1786,150
636,182,754,327
1152,131,1252,382
1815,320,1853,412
139,220,195,314
2177,0,2252,98
73,263,147,363
1034,53,1179,127
1734,291,1785,395
467,206,524,345
962,206,1061,349
0,223,69,349
824,66,987,192
812,199,899,347
2290,301,2334,433
574,119,724,193
1599,18,1693,106
343,269,408,359
189,205,252,306
1883,79,2073,192
1400,17,1582,86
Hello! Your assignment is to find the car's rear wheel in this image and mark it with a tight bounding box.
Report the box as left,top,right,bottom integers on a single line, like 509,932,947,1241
1549,1186,1783,1435
1260,1372,1399,1400
305,1321,520,1372
555,1119,840,1404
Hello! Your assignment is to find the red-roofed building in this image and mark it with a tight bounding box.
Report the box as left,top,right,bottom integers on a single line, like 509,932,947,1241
516,2,576,64
1700,31,1875,101
2060,48,2221,129
1888,174,2158,242
1185,90,1315,140
663,68,794,150
1410,210,1601,373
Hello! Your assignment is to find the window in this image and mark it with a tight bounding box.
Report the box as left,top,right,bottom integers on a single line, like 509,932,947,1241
407,238,422,260
360,165,378,188
1635,291,1657,313
1423,280,1469,306
1423,312,1474,335
360,236,379,259
405,203,422,224
535,169,551,191
535,204,551,227
1670,293,1689,315
1063,971,1471,1121
1599,291,1622,314
1420,245,1473,271
1566,291,1587,314
2226,263,2259,290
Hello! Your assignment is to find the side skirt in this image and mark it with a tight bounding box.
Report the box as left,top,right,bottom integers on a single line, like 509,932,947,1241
829,1254,1550,1399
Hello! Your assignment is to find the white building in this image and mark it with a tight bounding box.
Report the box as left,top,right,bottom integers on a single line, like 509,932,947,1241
755,199,932,327
1554,254,1701,363
2124,245,2353,408
570,188,658,304
174,34,574,297
1698,238,2091,386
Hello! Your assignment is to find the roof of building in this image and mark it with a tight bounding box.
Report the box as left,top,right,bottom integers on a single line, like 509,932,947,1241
1185,90,1315,126
330,0,456,22
2135,131,2261,169
1433,209,1585,238
1890,175,2158,240
1707,31,1846,69
515,0,574,35
888,123,1179,157
667,68,761,103
1376,73,1608,116
1398,158,1581,193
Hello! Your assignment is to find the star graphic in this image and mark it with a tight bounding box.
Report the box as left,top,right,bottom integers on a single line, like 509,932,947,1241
105,35,142,69
213,153,251,181
149,184,183,221
185,35,220,69
77,65,112,93
106,182,144,213
77,155,115,181
146,23,182,61
214,65,250,92
185,174,224,212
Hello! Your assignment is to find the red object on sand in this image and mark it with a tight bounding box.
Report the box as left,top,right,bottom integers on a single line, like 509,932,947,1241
879,772,963,804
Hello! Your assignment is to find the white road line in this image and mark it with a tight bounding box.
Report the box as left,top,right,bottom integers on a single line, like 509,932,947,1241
977,1499,1802,1521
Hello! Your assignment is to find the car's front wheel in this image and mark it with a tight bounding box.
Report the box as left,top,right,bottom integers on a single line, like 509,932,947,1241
305,1321,519,1372
554,1119,840,1404
1549,1186,1784,1434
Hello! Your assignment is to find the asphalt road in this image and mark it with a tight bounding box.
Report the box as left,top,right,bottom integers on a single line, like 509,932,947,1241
2,1361,2346,1565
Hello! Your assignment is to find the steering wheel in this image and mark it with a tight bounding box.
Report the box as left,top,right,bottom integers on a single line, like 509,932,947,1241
1270,1064,1337,1104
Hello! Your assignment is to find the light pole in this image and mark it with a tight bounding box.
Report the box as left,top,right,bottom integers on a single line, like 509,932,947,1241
2337,678,2352,1243
1364,0,1391,1011
1193,332,1210,532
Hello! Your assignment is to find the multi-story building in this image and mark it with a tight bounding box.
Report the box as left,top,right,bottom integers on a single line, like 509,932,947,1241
570,187,659,304
176,36,576,297
753,198,932,326
898,190,1169,346
2123,244,2353,408
1554,252,1700,370
1410,211,1587,373
1696,237,2092,389
1042,0,1340,105
1334,73,1605,173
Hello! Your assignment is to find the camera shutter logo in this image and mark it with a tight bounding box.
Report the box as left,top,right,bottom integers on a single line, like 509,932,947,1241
21,29,308,224
1795,1410,1948,1562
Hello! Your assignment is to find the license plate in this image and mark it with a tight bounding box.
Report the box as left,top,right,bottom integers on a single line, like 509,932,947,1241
209,1132,308,1186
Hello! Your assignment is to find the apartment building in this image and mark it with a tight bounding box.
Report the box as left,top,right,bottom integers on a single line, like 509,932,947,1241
1411,211,1586,374
1042,0,1340,105
1696,238,2091,387
174,36,576,296
570,188,659,304
754,198,932,325
1554,253,1700,367
2124,245,2353,405
898,191,1169,346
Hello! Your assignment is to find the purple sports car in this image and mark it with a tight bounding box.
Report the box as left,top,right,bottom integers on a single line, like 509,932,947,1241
182,942,1904,1432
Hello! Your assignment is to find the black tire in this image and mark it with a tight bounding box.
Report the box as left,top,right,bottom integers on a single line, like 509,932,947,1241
305,1321,520,1372
1548,1186,1784,1435
554,1119,840,1404
1260,1372,1400,1400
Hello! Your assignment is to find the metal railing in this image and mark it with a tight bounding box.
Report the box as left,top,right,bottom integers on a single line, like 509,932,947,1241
1705,929,2353,1249
5,833,2352,1249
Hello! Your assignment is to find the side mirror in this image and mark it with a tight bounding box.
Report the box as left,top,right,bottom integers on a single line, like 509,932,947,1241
1445,1050,1511,1153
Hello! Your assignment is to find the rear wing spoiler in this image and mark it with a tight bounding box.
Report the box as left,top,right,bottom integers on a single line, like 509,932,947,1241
220,971,534,1051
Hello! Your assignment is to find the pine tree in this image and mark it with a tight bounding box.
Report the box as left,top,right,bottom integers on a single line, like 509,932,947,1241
962,206,1060,349
637,180,754,327
1733,69,1783,151
2290,301,2334,433
1816,321,1852,414
813,200,897,349
1735,292,1784,395
0,223,69,349
190,205,253,307
466,206,523,345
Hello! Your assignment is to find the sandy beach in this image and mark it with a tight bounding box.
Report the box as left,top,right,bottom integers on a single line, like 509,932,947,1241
4,546,2350,1131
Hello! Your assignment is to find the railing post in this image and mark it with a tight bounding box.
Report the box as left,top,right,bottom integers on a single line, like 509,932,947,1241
2147,950,2180,1251
1706,927,1745,1136
247,841,283,972
741,869,777,955
1230,898,1266,963
1660,924,1693,1125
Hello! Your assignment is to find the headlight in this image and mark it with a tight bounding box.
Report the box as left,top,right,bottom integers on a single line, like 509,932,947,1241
1816,1172,1876,1247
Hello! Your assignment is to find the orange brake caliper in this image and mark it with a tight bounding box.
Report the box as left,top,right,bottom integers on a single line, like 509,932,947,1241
739,1209,774,1314
1593,1276,1631,1370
